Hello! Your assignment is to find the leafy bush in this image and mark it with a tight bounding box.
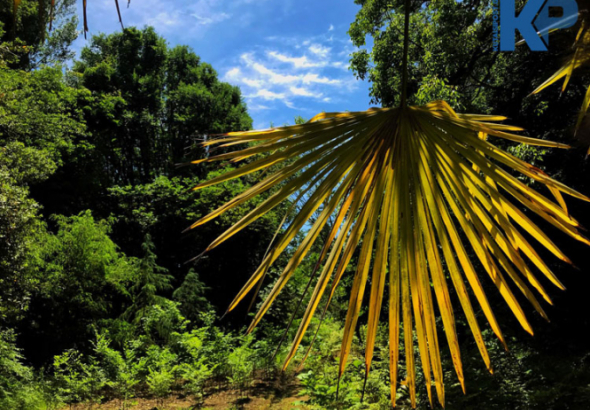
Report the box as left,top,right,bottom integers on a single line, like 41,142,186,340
226,335,256,395
140,300,188,346
0,329,49,410
52,348,106,407
93,333,144,409
180,359,212,403
147,368,175,408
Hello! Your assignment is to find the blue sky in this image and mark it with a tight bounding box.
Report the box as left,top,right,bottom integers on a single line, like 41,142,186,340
73,0,375,130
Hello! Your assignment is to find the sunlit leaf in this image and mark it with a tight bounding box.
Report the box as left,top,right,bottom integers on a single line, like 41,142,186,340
189,101,589,407
531,23,590,156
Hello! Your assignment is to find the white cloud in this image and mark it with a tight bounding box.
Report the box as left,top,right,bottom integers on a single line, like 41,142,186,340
191,12,230,25
90,0,260,38
243,78,264,88
246,89,293,109
267,51,325,69
251,89,286,100
113,0,229,36
146,12,180,28
241,53,300,84
309,44,331,58
331,61,348,70
289,86,317,97
329,24,334,31
223,34,359,110
248,104,272,111
253,64,299,84
302,73,341,85
225,67,241,80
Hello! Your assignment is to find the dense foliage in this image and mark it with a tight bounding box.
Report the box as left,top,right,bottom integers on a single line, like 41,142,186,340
1,1,590,409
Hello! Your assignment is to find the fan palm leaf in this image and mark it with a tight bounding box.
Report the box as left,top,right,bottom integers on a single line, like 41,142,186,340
189,101,590,407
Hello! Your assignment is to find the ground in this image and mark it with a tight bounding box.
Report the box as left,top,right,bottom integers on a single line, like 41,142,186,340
62,374,311,410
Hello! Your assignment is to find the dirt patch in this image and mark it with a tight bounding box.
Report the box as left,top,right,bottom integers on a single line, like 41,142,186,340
60,375,311,410
60,395,195,410
203,376,309,409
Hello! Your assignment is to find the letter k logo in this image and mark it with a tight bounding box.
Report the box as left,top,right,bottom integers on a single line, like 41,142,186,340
501,0,548,51
500,0,579,51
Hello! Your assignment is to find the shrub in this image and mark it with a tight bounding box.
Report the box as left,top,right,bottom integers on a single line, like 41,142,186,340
0,329,48,410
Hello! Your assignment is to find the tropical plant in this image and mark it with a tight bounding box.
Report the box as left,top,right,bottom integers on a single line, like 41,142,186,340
146,368,174,408
122,236,173,325
52,348,106,407
173,270,212,325
0,329,48,410
93,332,144,409
179,359,211,404
187,2,590,408
226,335,255,396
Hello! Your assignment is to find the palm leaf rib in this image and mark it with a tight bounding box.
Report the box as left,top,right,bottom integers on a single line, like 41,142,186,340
189,102,590,407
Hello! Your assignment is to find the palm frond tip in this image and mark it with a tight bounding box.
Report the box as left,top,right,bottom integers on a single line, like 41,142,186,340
190,101,590,408
532,23,590,155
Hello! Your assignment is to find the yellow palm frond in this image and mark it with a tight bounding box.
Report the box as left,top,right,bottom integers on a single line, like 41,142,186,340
532,23,590,155
189,101,590,408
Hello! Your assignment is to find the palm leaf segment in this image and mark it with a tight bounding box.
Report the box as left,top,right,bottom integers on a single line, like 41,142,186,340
190,101,589,407
532,22,590,154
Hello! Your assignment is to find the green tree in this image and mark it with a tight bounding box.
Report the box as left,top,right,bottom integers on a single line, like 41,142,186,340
0,168,44,322
69,26,251,187
19,211,137,364
107,170,291,320
0,329,47,410
0,66,88,323
122,236,172,325
0,67,88,169
0,0,78,69
172,269,212,325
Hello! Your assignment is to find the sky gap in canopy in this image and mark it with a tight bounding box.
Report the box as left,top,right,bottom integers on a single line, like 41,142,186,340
72,0,374,129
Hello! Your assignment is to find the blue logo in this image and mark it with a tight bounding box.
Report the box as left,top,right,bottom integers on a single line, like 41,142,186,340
497,0,579,51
